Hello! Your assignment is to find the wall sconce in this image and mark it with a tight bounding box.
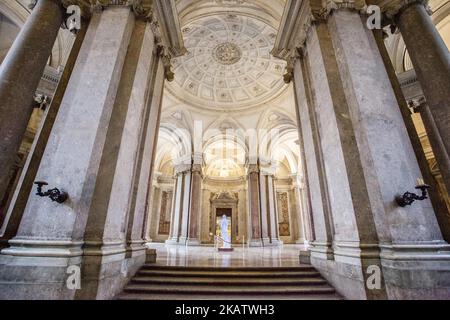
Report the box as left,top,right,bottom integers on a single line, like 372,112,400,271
34,181,68,204
396,178,430,207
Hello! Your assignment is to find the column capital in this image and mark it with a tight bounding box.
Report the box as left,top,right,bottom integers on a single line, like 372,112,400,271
259,158,277,176
191,164,203,177
408,96,427,113
246,164,259,174
369,0,431,20
173,163,191,175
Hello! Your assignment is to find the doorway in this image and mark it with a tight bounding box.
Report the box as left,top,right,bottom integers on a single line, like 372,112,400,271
215,208,232,241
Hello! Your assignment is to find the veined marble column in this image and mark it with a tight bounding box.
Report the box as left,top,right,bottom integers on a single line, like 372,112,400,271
247,164,262,246
178,168,192,245
373,29,450,243
0,7,136,300
291,175,310,245
258,172,270,246
411,99,450,239
125,46,166,255
166,163,192,245
145,178,161,243
260,162,282,246
0,0,64,202
187,164,203,246
313,8,447,299
394,2,450,192
0,19,88,249
292,57,334,259
166,171,184,244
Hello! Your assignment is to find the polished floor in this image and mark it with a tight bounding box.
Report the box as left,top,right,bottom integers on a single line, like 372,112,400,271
146,243,307,267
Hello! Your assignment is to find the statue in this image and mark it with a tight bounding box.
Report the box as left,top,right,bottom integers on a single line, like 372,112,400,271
220,214,231,249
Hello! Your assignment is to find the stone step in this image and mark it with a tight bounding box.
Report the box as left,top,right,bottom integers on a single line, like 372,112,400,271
122,283,336,295
118,264,342,300
136,269,321,278
141,265,315,272
130,276,327,286
117,292,343,300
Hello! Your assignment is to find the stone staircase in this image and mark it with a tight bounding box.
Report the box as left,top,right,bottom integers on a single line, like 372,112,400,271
117,265,342,300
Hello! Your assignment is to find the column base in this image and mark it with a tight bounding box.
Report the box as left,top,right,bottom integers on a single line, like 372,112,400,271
165,238,180,245
248,238,263,247
311,241,450,300
268,239,284,247
0,239,145,300
310,241,334,260
185,239,201,246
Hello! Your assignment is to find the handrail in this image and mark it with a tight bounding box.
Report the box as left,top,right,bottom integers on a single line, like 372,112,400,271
214,234,232,244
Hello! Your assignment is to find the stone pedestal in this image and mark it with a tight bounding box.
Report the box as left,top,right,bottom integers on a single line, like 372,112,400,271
145,248,157,264
0,0,64,203
299,250,311,265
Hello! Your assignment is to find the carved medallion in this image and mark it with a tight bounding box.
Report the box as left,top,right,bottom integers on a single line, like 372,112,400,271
213,42,242,65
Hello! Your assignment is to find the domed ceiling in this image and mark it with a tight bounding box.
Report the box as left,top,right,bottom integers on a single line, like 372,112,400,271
166,14,287,112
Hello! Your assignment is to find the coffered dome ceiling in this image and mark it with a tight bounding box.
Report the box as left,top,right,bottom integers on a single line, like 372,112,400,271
166,14,287,112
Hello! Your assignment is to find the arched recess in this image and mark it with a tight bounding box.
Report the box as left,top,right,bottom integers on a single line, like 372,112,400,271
257,109,301,175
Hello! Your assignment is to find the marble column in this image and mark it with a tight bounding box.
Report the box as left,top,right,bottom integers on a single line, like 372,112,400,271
237,188,247,244
247,164,262,246
373,29,450,242
145,182,160,243
166,172,184,244
415,99,450,194
0,0,64,203
292,57,334,259
412,99,450,239
258,172,270,245
291,176,306,244
311,9,447,299
178,168,192,245
260,166,282,246
0,7,138,300
395,2,450,193
187,164,203,246
298,180,313,244
125,47,166,255
0,19,88,249
166,163,192,245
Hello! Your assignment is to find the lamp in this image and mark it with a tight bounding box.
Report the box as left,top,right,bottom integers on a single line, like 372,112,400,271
396,178,430,207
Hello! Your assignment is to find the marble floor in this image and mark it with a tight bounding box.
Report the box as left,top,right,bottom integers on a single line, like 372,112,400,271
146,243,307,267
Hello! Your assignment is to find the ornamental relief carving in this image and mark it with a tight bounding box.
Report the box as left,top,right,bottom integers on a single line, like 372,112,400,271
277,192,290,237
213,43,242,65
